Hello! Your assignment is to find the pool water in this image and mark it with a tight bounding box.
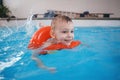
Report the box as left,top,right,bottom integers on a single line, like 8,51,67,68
0,25,120,80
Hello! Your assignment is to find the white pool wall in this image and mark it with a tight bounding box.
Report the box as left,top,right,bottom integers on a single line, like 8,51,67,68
0,20,120,27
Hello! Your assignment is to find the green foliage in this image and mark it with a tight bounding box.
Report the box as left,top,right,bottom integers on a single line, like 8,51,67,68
0,5,11,18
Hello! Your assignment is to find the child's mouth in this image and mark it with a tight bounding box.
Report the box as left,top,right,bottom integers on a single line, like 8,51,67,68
64,39,72,43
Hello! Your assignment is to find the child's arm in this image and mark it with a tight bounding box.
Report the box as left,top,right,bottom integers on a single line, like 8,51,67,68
31,49,56,73
31,52,47,69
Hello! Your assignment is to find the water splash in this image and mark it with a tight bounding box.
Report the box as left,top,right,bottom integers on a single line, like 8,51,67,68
0,51,24,71
21,8,37,36
0,25,13,39
24,14,36,36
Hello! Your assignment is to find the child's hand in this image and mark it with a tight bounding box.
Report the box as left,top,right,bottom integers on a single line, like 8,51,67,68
39,65,56,73
47,67,56,73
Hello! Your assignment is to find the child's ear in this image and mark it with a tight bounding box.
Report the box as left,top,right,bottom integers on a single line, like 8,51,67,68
50,30,55,38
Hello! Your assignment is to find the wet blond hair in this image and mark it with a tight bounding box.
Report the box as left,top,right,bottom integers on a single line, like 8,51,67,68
51,15,72,31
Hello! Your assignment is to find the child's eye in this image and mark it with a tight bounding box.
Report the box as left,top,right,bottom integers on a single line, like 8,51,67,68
71,30,74,33
62,31,67,33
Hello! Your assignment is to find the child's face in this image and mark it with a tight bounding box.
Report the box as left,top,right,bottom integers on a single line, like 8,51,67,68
53,21,74,46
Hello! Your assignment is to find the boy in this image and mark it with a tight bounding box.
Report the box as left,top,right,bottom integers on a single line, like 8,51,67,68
32,15,75,72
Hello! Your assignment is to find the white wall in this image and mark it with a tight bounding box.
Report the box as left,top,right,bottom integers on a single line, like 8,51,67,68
1,20,120,27
4,0,120,18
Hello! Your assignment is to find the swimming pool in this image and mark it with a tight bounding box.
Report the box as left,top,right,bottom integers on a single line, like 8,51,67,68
0,20,120,80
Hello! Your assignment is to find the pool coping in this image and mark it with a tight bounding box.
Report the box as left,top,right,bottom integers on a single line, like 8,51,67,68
0,18,120,27
0,17,120,21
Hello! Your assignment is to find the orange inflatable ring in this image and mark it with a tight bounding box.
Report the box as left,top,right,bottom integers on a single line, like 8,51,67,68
28,26,81,54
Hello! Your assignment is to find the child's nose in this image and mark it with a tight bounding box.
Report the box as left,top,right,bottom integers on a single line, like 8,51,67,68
67,32,72,38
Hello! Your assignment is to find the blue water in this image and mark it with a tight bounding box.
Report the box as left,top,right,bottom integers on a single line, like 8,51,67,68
0,25,120,80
